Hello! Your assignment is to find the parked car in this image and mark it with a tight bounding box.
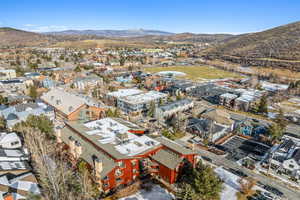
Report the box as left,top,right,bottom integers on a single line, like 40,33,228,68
201,156,212,163
263,185,284,197
227,168,248,178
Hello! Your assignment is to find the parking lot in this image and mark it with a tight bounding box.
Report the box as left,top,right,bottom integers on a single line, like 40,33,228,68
220,136,271,161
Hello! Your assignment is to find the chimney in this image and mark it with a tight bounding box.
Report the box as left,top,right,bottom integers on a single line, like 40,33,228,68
68,136,75,156
56,129,62,143
95,158,103,177
75,141,82,158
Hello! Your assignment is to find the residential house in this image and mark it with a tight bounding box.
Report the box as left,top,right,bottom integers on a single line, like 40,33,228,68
0,102,54,128
234,118,268,138
41,88,105,121
269,139,300,179
0,70,16,80
155,99,194,121
0,172,40,200
73,76,103,90
186,118,231,143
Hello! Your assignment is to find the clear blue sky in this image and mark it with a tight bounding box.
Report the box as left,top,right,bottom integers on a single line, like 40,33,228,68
0,0,299,34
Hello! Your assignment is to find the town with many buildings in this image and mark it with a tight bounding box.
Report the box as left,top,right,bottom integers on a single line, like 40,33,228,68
1,1,300,200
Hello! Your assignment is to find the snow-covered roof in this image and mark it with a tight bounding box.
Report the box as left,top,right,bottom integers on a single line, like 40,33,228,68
41,88,86,115
261,81,289,92
83,118,160,156
107,88,143,98
119,91,167,105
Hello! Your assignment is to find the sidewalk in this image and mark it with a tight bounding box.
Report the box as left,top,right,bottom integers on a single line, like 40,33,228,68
257,167,300,190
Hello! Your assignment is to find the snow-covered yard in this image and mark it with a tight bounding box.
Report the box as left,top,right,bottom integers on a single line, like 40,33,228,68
119,185,174,200
215,167,241,200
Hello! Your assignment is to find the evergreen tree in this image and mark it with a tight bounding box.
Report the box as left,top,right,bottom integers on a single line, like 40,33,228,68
0,95,8,105
192,163,223,200
274,109,288,130
268,123,284,143
258,96,268,114
74,65,82,73
177,162,223,200
147,101,156,117
0,116,7,130
29,85,38,99
176,183,197,200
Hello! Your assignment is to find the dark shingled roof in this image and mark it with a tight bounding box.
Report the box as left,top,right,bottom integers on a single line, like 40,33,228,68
292,149,300,163
281,139,295,152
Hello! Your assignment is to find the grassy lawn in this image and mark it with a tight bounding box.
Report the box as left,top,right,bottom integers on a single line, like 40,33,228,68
144,65,242,81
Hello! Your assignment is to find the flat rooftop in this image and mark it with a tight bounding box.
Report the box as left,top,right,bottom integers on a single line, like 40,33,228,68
66,118,161,159
107,88,143,98
119,91,167,104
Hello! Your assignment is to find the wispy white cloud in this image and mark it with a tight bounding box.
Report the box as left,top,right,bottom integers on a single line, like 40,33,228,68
22,25,69,32
23,24,36,27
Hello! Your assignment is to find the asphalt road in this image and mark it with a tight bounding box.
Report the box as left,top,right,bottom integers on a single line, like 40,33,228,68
177,139,300,200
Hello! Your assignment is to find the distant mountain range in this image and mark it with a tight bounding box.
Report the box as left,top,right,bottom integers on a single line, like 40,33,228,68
0,27,54,47
1,21,300,70
204,21,300,70
44,29,174,37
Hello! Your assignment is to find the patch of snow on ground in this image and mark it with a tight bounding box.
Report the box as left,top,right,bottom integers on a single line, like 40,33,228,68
119,185,174,200
155,71,186,77
215,167,241,200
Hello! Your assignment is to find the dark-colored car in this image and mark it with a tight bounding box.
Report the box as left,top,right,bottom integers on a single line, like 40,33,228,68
227,168,248,178
263,185,284,197
201,156,212,162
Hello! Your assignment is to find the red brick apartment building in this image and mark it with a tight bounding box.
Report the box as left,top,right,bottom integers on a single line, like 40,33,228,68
56,117,197,193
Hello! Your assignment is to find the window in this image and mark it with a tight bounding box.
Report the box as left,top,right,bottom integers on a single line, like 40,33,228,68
118,161,125,168
103,176,109,181
131,160,137,167
11,141,19,146
133,169,137,173
115,169,123,177
116,177,122,183
289,164,294,168
103,183,109,188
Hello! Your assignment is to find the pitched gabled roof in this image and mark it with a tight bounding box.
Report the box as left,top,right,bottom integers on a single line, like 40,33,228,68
61,125,116,178
201,108,233,125
41,88,86,115
155,137,195,155
292,149,300,163
151,149,183,169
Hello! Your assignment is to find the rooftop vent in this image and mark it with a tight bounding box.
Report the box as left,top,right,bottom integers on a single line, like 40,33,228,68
145,141,155,146
56,99,61,105
75,141,81,146
68,136,75,141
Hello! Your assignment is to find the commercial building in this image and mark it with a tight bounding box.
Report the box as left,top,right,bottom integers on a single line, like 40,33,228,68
56,118,197,193
117,91,167,116
106,89,143,106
